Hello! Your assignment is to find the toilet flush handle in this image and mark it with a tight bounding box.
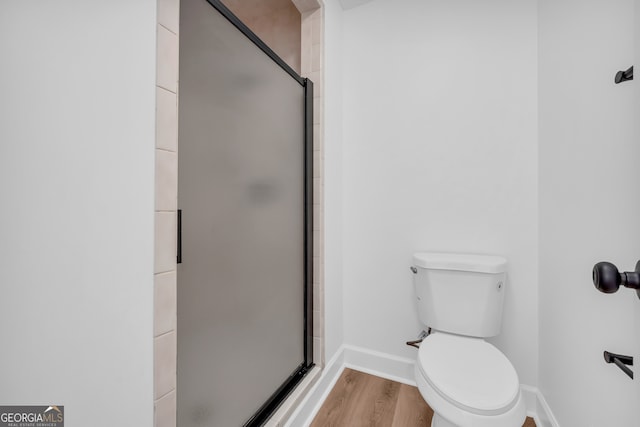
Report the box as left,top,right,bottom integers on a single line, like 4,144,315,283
410,266,418,274
592,261,640,300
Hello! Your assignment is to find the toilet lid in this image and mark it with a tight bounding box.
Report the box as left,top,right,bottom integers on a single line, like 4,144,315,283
417,333,520,415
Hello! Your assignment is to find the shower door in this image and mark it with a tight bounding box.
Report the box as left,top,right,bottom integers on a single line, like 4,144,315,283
177,0,313,425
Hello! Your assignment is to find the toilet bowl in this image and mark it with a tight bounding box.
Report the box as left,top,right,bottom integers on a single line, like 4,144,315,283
410,253,526,427
415,332,525,427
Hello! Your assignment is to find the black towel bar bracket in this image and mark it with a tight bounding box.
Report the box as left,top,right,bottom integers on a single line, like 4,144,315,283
604,351,634,379
615,66,633,84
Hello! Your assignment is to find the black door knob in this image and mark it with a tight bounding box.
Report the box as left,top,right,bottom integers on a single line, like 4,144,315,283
593,262,622,293
592,261,640,300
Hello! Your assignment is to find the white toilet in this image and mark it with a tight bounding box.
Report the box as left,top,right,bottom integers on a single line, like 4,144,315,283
411,252,526,427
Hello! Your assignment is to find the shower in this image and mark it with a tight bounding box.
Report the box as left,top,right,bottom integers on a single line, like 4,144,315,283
177,0,314,425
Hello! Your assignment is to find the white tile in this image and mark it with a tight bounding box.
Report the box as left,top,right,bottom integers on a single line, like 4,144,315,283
155,149,178,212
316,279,324,309
318,235,324,261
154,389,176,427
313,151,321,178
313,177,321,207
313,234,324,268
313,255,320,284
157,25,179,93
301,19,313,55
317,215,324,235
308,8,322,21
313,229,320,257
300,16,313,76
300,45,312,75
311,15,321,45
313,204,320,231
313,96,322,125
313,282,320,310
308,70,321,91
293,0,320,14
156,87,177,152
316,258,324,287
154,331,176,399
154,272,177,337
155,212,177,274
313,124,322,152
301,10,314,22
311,42,322,73
313,337,323,366
158,0,179,35
315,184,324,208
313,310,322,337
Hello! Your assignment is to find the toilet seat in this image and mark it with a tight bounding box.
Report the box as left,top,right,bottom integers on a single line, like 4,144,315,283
417,332,520,416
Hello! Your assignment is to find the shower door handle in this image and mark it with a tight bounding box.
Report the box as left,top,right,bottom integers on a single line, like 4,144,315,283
177,209,182,264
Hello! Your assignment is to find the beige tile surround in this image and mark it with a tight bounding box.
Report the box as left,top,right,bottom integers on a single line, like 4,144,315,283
152,0,324,426
154,0,179,425
294,0,325,368
223,0,302,74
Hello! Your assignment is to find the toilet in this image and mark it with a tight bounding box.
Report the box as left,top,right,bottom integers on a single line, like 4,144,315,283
411,252,526,427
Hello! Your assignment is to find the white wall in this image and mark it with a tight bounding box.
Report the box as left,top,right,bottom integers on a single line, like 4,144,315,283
0,2,157,426
538,0,640,425
340,0,539,387
323,0,345,363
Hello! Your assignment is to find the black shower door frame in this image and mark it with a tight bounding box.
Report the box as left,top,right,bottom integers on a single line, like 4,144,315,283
203,1,314,425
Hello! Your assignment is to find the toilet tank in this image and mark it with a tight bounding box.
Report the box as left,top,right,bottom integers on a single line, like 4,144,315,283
412,252,507,338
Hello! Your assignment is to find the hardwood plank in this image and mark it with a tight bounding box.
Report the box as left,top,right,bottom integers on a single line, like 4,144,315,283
391,383,433,427
310,368,366,427
365,374,400,426
310,369,537,427
310,369,400,427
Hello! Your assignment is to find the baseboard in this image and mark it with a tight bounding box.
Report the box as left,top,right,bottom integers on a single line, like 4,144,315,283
285,344,560,427
283,347,346,427
520,384,560,427
285,345,416,426
342,344,417,386
264,367,322,427
532,387,560,427
520,385,542,426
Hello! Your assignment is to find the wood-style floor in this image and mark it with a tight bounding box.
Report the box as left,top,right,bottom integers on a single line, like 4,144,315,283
310,368,537,427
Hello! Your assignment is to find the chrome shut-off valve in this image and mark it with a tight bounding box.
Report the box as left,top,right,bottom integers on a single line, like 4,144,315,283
592,260,640,300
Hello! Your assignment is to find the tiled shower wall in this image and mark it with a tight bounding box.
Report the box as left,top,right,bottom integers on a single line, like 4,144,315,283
293,0,325,367
154,0,179,426
152,0,324,425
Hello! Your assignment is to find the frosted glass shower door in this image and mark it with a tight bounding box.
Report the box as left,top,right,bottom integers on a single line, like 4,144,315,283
178,0,312,426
